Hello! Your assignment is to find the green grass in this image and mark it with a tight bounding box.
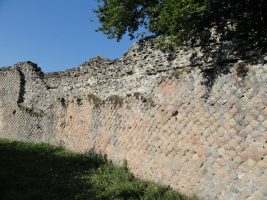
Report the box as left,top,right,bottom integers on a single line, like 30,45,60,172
0,139,199,200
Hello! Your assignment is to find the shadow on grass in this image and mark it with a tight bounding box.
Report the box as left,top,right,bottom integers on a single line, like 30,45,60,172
0,140,104,200
0,140,200,200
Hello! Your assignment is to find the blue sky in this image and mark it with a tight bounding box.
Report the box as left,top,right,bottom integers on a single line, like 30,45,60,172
0,0,139,72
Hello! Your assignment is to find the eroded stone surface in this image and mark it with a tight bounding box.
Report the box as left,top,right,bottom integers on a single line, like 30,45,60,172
0,40,266,200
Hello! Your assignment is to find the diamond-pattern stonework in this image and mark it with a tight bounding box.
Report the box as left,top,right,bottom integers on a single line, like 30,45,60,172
0,40,267,200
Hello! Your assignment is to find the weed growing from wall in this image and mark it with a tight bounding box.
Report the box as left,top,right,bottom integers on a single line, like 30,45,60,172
107,95,124,106
88,94,103,107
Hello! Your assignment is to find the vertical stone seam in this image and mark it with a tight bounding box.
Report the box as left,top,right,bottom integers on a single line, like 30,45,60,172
16,68,26,107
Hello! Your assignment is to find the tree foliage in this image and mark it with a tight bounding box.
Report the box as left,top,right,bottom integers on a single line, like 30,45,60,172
95,0,267,46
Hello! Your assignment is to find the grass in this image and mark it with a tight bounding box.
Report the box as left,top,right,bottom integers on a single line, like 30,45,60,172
0,139,199,200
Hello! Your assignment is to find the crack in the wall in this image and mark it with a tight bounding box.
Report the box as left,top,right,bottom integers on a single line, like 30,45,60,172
16,68,45,117
16,68,26,106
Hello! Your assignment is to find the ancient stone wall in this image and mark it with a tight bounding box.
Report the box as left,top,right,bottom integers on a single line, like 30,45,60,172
0,40,266,200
